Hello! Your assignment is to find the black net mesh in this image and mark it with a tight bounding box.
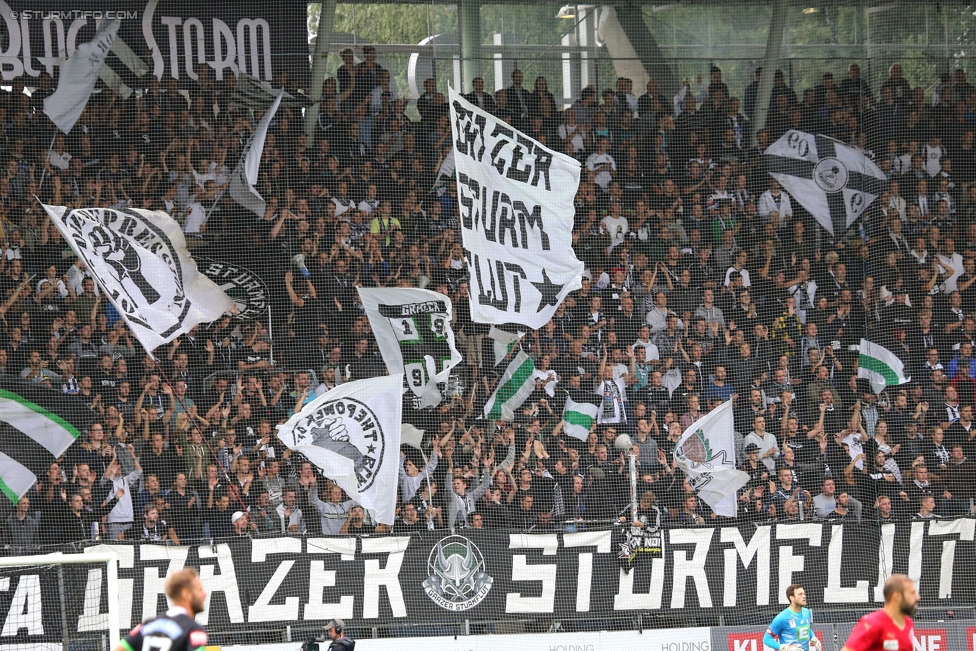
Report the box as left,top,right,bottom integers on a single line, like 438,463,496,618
0,2,974,649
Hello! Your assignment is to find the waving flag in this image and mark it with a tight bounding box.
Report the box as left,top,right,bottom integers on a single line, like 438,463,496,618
277,375,403,524
449,87,584,328
764,130,887,236
858,339,911,394
484,351,536,421
42,204,235,353
44,19,121,133
561,388,601,442
229,90,284,216
674,400,749,517
0,381,89,503
358,287,462,409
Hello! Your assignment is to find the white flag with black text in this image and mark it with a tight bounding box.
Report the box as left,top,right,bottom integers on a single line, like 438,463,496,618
449,87,584,329
41,204,235,353
764,130,887,236
277,375,403,525
358,287,462,409
44,19,120,134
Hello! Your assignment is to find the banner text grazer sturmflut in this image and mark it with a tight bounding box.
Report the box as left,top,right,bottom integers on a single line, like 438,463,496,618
2,521,957,643
449,87,584,330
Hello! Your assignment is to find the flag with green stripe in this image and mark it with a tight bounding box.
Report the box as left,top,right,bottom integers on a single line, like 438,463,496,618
0,381,87,503
484,351,536,421
487,325,524,366
561,389,600,441
858,339,910,394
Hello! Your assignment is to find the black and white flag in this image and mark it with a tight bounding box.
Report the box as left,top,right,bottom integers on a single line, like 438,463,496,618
358,287,462,409
197,258,270,321
42,205,235,353
449,87,584,330
43,19,120,134
277,375,403,525
229,90,283,217
764,130,887,236
229,72,312,111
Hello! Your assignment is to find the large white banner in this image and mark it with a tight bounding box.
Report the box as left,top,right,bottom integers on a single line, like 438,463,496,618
449,87,584,329
358,287,462,409
277,375,403,525
42,205,234,353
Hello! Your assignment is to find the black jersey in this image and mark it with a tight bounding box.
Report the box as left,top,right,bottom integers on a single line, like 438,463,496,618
120,608,207,651
329,637,356,651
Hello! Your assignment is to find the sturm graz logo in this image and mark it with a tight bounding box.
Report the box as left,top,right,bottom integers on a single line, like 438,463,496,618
813,157,849,193
198,259,269,320
675,428,729,471
288,398,385,490
422,535,493,611
62,208,187,337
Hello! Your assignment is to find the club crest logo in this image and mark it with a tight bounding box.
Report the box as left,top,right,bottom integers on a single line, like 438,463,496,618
813,157,848,193
288,398,385,490
61,208,187,337
422,535,493,611
199,259,269,320
675,429,729,470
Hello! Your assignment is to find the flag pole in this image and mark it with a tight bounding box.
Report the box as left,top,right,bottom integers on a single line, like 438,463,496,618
37,132,58,192
629,449,638,523
420,448,434,509
267,303,274,366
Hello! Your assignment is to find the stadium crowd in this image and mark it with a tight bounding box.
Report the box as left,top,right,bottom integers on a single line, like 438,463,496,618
1,54,976,551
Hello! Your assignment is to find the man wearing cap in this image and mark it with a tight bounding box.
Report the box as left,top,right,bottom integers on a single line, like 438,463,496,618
324,619,354,651
231,510,254,536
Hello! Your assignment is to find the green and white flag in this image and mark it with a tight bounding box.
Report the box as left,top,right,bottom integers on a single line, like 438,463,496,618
484,351,536,421
0,381,87,503
561,388,601,441
858,339,910,394
674,400,748,517
487,325,524,366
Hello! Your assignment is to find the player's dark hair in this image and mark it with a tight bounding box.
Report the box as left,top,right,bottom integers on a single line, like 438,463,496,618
165,568,199,601
786,583,803,601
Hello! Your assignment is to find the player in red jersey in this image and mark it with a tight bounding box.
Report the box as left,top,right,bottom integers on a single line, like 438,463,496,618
842,574,919,651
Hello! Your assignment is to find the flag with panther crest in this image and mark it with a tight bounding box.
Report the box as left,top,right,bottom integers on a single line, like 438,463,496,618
673,401,748,517
764,130,888,236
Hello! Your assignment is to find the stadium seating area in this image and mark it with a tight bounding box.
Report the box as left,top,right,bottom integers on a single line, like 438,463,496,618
1,56,976,550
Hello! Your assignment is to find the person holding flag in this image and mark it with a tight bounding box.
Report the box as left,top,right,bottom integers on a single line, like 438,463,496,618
763,584,821,651
672,400,750,517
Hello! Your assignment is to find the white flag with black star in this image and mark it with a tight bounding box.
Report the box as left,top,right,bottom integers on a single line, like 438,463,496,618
449,87,584,329
764,130,888,236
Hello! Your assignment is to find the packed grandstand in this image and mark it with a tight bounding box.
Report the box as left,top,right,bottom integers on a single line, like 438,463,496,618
0,39,974,558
